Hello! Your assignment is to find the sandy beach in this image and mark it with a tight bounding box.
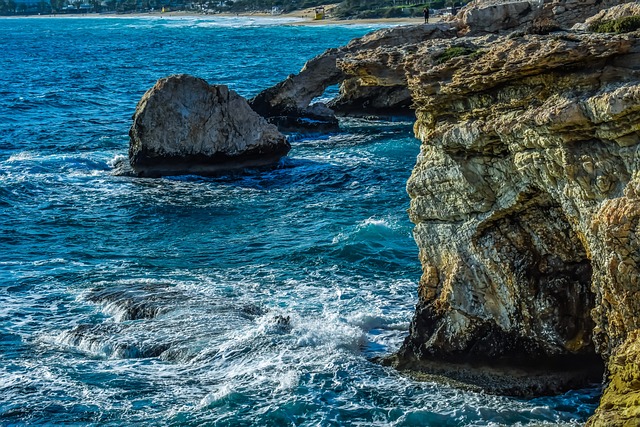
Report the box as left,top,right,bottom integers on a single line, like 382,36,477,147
2,7,433,26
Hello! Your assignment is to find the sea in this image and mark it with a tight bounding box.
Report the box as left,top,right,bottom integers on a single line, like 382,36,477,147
0,16,600,426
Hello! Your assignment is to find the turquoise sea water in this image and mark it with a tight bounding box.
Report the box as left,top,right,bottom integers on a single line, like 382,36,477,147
0,16,600,426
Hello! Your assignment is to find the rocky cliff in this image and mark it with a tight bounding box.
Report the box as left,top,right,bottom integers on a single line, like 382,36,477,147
391,27,640,397
129,74,289,177
308,1,640,424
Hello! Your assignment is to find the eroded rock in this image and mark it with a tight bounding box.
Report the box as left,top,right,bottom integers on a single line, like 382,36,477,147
458,0,637,35
249,23,458,129
387,22,639,424
129,74,289,177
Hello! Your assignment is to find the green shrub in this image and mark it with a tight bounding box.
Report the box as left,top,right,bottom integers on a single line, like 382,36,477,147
435,46,479,64
383,6,405,18
588,15,640,33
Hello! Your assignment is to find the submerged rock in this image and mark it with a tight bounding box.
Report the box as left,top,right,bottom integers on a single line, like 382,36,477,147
129,74,289,177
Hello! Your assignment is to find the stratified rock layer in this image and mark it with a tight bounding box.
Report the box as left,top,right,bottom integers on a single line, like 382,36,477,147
396,28,640,366
129,74,289,177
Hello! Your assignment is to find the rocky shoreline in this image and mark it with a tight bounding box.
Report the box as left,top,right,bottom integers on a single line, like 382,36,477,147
128,1,640,424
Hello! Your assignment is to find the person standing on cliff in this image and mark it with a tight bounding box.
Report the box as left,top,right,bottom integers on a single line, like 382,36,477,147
423,7,429,23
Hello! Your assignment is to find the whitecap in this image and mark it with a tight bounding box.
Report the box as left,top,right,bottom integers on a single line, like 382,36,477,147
6,151,36,162
32,258,67,266
107,154,128,169
294,316,366,352
198,384,234,408
274,369,299,392
357,216,395,230
48,324,172,359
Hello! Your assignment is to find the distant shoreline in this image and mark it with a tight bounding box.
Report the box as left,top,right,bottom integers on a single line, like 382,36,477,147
0,10,432,27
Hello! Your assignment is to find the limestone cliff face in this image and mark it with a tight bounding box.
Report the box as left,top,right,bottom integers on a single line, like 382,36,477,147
329,2,640,423
401,20,640,427
396,28,640,378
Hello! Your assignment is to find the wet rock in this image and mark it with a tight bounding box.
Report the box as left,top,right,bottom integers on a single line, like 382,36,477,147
129,74,290,177
238,303,268,318
58,323,171,359
271,315,292,333
274,315,290,327
85,285,188,321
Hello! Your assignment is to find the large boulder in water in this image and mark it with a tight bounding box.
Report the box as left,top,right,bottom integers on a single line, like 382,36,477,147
129,74,290,177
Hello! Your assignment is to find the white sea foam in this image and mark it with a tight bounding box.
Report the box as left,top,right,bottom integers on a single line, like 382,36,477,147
6,151,36,162
198,384,234,408
294,316,366,352
119,15,305,29
275,369,300,392
32,258,67,266
358,217,393,229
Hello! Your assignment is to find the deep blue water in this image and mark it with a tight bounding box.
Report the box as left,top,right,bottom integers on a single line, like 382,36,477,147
0,16,600,426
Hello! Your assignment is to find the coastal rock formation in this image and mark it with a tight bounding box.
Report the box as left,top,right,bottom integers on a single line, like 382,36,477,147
388,28,640,384
251,0,636,129
394,19,639,427
307,1,640,423
327,81,413,117
129,74,289,177
249,24,457,128
457,0,636,34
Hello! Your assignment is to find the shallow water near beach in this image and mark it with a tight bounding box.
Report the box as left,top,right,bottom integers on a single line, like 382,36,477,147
0,16,600,425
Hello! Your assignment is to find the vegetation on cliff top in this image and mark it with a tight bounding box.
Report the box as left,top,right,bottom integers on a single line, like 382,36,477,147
434,46,482,64
332,0,470,19
588,15,640,33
